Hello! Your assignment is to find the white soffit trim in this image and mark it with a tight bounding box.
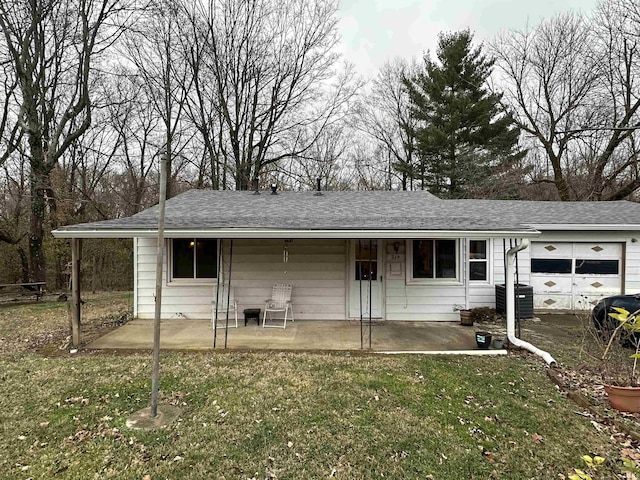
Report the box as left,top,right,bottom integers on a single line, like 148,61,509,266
527,223,640,231
51,228,541,239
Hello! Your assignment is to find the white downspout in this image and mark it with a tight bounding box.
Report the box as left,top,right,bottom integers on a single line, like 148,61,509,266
506,238,557,366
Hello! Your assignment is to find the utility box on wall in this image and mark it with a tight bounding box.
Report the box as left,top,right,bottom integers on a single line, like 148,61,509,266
495,284,534,319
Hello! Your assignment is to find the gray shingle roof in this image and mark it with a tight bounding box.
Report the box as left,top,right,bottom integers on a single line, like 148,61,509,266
54,189,640,235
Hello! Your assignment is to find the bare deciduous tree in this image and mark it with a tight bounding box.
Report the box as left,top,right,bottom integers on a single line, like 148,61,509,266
124,0,193,199
0,157,29,281
106,71,162,216
492,3,640,201
357,58,420,190
0,0,129,282
187,0,357,190
491,13,599,200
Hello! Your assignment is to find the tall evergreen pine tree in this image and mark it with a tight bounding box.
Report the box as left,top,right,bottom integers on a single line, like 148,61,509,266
404,30,522,198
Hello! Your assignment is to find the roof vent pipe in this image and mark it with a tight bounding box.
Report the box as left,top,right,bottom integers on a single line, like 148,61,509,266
315,177,323,196
270,183,278,195
253,177,260,195
505,238,557,366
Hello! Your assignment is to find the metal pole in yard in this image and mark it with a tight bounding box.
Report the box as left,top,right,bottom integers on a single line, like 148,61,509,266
515,240,521,338
369,239,373,350
214,239,223,348
224,239,233,348
150,152,168,418
359,240,363,349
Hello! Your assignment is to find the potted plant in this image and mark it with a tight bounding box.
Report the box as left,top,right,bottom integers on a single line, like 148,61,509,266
598,307,640,412
459,309,473,326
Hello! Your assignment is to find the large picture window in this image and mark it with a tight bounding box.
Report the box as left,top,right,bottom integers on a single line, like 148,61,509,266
412,239,458,280
171,238,217,280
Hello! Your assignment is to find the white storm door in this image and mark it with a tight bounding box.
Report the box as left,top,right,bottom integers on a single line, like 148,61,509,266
348,240,383,318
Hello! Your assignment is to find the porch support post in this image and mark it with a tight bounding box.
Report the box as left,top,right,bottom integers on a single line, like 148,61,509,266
71,238,82,347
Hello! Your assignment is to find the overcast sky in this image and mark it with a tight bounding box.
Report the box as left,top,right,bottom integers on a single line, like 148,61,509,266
337,0,601,78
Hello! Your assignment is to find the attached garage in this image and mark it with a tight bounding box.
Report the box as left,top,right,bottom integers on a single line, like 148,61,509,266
530,241,623,310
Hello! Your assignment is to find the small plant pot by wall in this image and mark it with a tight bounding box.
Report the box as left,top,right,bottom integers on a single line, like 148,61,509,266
492,338,504,349
475,331,492,349
459,310,474,326
604,385,640,413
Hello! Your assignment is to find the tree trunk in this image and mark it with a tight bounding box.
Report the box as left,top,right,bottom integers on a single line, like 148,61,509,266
17,246,29,283
28,135,49,283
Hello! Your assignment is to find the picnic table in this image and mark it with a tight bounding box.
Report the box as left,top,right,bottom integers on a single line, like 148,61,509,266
0,282,46,301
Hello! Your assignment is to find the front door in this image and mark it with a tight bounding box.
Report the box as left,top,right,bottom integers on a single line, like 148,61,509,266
348,240,384,318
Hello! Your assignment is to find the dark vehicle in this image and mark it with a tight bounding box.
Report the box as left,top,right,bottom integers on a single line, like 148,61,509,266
592,294,640,343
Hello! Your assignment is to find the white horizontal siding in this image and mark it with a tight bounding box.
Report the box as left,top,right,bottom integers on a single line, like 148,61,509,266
469,238,530,309
134,231,640,322
135,238,347,320
468,285,496,309
385,279,464,321
383,240,464,321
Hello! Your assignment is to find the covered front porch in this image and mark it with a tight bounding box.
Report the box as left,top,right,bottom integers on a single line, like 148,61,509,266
86,318,487,353
52,189,541,353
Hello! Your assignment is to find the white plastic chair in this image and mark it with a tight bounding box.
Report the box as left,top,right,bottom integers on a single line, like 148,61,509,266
212,285,238,329
263,283,294,329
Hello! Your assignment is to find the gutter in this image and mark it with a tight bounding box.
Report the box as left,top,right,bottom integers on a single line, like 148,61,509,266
506,238,557,367
51,228,541,240
526,223,640,231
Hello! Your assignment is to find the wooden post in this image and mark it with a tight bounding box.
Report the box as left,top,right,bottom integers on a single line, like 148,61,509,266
71,238,82,346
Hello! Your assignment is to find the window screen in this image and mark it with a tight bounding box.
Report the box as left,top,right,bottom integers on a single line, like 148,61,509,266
413,239,457,279
172,238,217,279
196,239,218,278
469,240,488,281
173,239,195,278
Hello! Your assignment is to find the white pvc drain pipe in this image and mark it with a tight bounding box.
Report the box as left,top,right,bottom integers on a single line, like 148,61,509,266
506,239,557,366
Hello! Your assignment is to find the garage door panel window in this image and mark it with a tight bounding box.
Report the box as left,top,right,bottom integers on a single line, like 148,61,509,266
532,258,619,275
531,258,572,274
171,238,218,281
575,259,619,275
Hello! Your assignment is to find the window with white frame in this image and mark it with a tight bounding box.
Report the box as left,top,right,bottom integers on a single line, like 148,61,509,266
469,240,489,282
411,239,458,280
171,238,217,280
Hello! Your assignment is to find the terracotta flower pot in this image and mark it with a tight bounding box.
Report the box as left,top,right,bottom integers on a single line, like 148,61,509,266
460,310,473,326
604,384,640,413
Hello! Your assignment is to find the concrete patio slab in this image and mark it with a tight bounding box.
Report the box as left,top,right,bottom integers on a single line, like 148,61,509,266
86,319,481,352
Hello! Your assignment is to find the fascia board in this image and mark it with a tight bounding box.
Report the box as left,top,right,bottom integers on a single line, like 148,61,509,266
52,228,540,239
528,224,640,231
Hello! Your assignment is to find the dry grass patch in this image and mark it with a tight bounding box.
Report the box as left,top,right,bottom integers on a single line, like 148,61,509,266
0,291,132,354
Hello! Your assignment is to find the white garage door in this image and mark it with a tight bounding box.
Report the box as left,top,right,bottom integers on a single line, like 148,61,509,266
530,241,623,310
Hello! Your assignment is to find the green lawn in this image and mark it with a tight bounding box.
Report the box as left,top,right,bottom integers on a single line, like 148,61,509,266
0,294,630,479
